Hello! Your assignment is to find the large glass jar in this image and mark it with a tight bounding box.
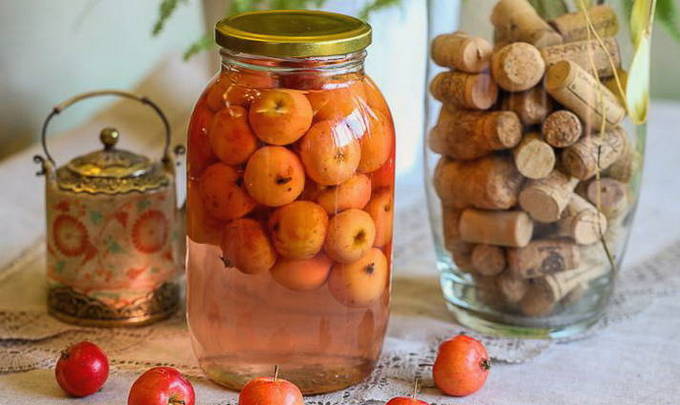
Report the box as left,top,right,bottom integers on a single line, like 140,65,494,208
424,0,650,337
186,10,395,394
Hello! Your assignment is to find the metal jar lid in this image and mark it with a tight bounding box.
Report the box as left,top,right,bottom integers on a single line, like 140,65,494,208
215,10,372,58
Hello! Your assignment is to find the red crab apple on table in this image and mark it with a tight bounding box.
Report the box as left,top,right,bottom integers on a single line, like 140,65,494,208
55,341,109,397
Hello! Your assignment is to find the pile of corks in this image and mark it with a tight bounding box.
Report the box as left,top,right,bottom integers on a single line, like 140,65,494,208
428,0,640,317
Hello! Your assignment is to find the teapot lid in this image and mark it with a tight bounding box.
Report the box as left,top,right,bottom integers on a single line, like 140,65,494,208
56,128,170,194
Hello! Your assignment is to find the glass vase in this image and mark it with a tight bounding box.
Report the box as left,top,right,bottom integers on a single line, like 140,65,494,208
424,0,649,338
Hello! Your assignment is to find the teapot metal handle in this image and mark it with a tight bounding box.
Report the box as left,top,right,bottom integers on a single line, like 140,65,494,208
39,90,171,167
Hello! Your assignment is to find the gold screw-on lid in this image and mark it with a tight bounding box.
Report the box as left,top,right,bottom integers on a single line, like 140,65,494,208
215,10,372,58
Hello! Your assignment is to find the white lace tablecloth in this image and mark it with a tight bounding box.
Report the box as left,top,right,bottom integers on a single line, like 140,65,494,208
1,55,679,404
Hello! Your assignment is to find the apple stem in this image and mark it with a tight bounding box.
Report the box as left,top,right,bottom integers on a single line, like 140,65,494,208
411,377,420,399
481,358,492,370
273,364,279,382
169,399,186,405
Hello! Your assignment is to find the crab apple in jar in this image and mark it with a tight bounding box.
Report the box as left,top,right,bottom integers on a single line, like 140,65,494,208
365,189,394,248
221,218,277,274
199,163,256,221
324,208,376,264
307,86,362,122
328,247,388,307
187,105,217,179
368,158,394,190
269,201,329,260
316,173,371,214
433,334,490,397
238,374,304,405
128,367,195,405
299,120,361,186
362,77,390,115
244,146,306,207
358,110,393,173
187,180,224,245
55,341,109,397
271,253,333,291
206,70,275,110
208,106,258,165
249,89,313,145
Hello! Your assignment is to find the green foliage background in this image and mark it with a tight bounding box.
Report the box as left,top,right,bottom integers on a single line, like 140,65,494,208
152,0,679,60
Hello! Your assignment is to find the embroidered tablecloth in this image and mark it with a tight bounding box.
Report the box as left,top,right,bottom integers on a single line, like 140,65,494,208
1,54,679,404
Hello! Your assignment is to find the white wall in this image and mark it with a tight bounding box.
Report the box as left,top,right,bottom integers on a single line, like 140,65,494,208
0,0,203,159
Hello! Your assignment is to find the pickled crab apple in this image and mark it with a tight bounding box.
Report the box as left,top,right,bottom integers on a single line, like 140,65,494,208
328,247,388,307
128,367,195,405
199,163,256,221
299,120,361,186
238,368,304,405
269,201,328,260
271,253,332,291
244,146,306,207
357,110,393,174
55,341,109,397
316,173,371,214
324,208,376,264
205,70,275,110
221,218,277,275
433,334,490,397
365,189,394,248
306,85,363,122
208,105,257,165
249,89,313,145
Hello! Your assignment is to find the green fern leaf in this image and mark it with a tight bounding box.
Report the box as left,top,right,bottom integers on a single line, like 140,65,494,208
152,0,186,36
183,34,214,60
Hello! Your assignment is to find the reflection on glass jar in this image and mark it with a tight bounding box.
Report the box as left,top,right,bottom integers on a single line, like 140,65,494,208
185,10,395,394
424,0,648,338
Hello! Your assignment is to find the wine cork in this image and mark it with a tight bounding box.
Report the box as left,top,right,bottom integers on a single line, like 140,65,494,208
561,126,627,180
501,86,553,126
471,244,507,276
519,170,579,223
507,239,581,279
430,71,499,110
491,43,546,92
556,194,608,245
604,135,640,183
431,31,493,73
491,0,563,48
459,209,534,248
540,37,621,78
545,60,626,128
434,156,524,210
474,274,506,309
429,108,522,160
498,272,529,303
442,206,463,243
450,241,475,271
520,261,609,316
513,132,556,180
586,178,629,219
542,110,583,148
550,5,619,43
519,285,555,317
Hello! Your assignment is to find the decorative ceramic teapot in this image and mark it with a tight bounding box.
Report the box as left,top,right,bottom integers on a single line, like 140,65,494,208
34,90,184,327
